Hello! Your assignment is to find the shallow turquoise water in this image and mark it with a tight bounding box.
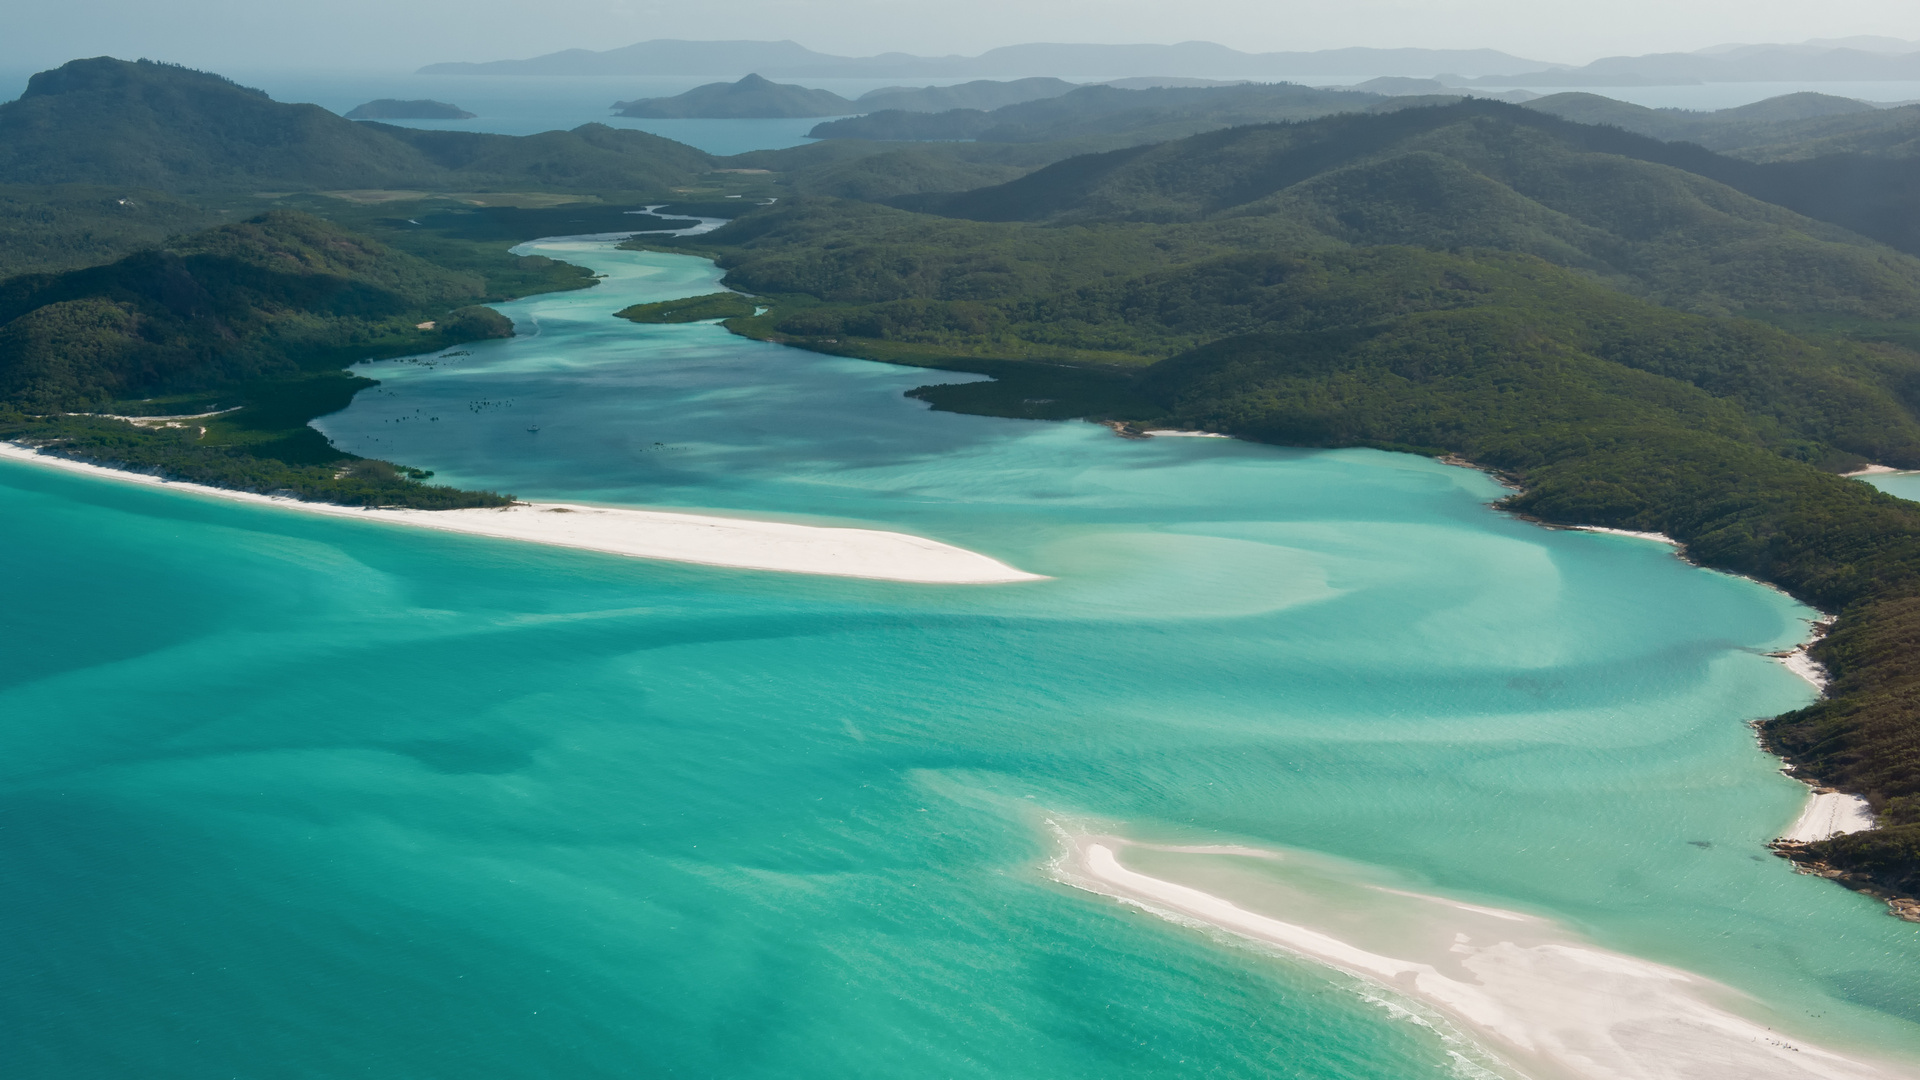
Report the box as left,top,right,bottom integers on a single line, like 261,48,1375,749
1865,471,1920,504
5,242,1919,1078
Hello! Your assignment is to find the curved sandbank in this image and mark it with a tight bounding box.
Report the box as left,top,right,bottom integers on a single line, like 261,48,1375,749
1050,831,1907,1080
0,443,1043,585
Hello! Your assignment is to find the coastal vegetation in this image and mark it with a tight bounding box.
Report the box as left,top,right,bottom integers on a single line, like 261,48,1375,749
0,211,521,507
615,292,756,323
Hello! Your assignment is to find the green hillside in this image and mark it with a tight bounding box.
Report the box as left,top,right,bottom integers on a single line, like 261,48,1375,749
0,184,221,278
808,82,1392,143
854,78,1078,113
1526,92,1920,162
884,102,1920,318
372,123,715,192
0,211,522,507
0,57,715,194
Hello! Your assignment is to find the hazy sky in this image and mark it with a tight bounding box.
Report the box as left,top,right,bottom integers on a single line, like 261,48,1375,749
5,0,1919,74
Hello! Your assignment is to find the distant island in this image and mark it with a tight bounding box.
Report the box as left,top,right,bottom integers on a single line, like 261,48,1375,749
614,74,852,118
345,98,475,120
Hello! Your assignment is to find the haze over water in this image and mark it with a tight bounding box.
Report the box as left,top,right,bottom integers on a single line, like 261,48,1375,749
4,240,1918,1077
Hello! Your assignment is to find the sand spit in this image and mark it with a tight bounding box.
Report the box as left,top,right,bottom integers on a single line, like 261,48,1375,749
1844,464,1902,477
1783,792,1876,843
0,443,1043,584
1051,832,1907,1080
1140,429,1230,438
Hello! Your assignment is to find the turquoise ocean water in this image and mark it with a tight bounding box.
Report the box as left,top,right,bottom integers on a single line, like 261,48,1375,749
5,240,1920,1077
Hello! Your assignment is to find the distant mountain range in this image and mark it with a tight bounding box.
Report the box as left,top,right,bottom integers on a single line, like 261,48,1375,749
419,40,1555,79
420,37,1920,86
1467,40,1920,86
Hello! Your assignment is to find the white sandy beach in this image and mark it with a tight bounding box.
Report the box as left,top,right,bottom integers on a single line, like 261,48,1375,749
1569,524,1681,545
1783,791,1876,842
1775,643,1833,691
1052,832,1906,1080
0,443,1043,584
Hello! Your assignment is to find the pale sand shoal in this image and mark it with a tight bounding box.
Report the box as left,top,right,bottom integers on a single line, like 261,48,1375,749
0,443,1043,585
1141,429,1230,438
1783,791,1876,842
1844,464,1903,477
1053,833,1907,1080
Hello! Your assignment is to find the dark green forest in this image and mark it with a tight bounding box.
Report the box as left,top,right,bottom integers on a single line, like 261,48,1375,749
0,211,523,507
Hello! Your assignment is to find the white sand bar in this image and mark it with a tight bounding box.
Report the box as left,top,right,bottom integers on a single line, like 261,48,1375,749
1053,833,1906,1080
1783,791,1876,842
0,443,1044,584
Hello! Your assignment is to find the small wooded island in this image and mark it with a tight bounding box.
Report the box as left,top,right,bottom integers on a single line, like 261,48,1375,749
345,98,475,119
613,74,853,118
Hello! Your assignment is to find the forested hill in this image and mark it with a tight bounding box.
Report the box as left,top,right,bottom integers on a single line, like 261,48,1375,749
0,211,522,507
1523,92,1920,162
0,58,715,193
887,99,1920,279
808,82,1392,143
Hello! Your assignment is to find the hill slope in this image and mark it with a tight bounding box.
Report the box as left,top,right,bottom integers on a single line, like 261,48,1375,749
854,78,1078,113
0,57,715,193
0,211,520,506
808,82,1394,143
1524,92,1920,162
884,102,1920,318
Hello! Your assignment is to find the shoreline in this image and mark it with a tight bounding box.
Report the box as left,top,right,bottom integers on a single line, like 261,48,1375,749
0,442,1044,585
1781,790,1876,843
1049,831,1902,1080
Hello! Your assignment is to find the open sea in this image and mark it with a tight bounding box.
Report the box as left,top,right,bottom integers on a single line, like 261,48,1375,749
4,239,1919,1077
